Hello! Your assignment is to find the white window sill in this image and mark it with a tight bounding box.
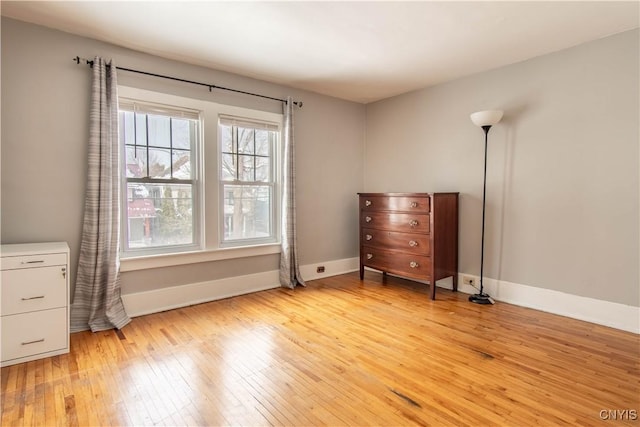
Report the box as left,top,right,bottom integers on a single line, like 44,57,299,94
120,243,281,272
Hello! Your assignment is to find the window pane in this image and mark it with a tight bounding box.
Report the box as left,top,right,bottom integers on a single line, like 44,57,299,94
171,118,191,149
221,153,236,181
125,146,147,178
147,115,171,148
237,127,254,154
172,150,191,179
135,113,147,146
255,156,270,182
255,130,270,156
148,148,171,178
121,111,135,145
126,183,193,248
220,123,234,153
223,184,271,240
239,155,254,181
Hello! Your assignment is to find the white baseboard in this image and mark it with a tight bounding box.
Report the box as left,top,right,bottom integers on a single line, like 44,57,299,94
457,274,640,334
121,257,360,318
120,258,639,334
122,270,280,317
300,257,360,281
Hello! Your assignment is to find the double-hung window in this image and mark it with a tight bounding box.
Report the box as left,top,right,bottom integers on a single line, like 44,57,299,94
117,86,282,267
119,100,201,255
219,117,279,246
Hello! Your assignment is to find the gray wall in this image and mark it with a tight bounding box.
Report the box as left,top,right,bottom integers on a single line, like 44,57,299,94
1,17,365,295
365,29,639,306
3,17,638,308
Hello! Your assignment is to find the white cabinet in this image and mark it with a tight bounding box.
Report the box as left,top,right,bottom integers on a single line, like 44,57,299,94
1,242,70,366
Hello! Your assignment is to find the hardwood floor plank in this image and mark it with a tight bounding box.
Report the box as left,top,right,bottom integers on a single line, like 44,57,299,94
2,272,639,426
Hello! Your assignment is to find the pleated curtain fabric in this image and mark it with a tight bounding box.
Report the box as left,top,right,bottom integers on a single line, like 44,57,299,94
70,57,131,332
279,97,305,289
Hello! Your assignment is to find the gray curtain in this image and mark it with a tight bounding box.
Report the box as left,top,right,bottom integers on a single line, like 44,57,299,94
279,97,305,289
71,57,131,332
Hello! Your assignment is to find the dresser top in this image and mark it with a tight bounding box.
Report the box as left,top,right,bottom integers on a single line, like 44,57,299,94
1,242,69,257
358,192,459,196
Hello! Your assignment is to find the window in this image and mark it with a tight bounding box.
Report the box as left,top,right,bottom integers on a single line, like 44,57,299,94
119,100,201,255
219,117,279,246
117,86,282,266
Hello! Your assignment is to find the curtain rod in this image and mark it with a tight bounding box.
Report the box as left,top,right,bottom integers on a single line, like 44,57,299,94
73,56,303,108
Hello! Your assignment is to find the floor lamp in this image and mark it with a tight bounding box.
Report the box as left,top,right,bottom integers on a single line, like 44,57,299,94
469,110,503,305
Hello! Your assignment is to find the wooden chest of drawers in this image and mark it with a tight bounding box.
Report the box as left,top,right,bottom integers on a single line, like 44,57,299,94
1,242,70,367
358,193,458,299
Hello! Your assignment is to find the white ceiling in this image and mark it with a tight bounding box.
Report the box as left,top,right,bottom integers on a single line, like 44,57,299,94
2,1,638,104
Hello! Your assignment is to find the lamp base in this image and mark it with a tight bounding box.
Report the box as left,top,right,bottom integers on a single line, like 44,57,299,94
469,293,495,305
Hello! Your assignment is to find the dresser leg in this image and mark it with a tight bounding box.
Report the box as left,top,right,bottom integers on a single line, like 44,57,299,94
430,281,436,300
382,271,387,284
359,264,364,280
452,274,458,292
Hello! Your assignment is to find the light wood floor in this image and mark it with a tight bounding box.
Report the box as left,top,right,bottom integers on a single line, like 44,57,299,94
2,272,639,426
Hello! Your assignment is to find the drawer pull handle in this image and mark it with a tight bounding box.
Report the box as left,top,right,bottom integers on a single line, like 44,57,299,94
409,261,419,268
22,260,45,264
366,253,373,260
21,295,45,301
21,338,45,346
409,240,418,247
62,267,66,279
410,202,418,208
365,200,372,207
365,216,372,223
409,220,419,227
365,234,372,241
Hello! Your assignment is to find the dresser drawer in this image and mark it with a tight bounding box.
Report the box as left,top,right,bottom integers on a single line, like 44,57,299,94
1,253,67,271
1,307,68,363
362,228,430,256
362,247,432,281
360,196,430,212
361,212,430,234
1,266,67,315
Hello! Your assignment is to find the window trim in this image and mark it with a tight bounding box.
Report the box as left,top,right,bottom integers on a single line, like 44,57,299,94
117,86,283,267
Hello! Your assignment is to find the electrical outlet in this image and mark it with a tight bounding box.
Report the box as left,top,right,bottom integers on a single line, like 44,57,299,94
463,276,475,286
316,266,325,273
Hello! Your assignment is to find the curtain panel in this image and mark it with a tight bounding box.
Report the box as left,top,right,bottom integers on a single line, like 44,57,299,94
279,97,305,289
71,57,131,332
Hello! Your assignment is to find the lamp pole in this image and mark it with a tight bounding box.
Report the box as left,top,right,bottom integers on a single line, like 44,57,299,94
469,110,503,305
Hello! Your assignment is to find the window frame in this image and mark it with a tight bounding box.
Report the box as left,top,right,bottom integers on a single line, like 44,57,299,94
116,86,283,268
118,98,204,257
218,116,280,248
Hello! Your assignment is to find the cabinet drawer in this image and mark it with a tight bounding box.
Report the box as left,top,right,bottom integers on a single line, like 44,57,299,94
1,253,67,271
360,196,430,212
362,247,432,280
1,266,67,315
362,228,430,256
361,212,429,234
1,307,68,362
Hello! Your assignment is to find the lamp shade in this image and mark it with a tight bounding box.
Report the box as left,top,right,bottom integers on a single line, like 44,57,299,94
470,110,503,127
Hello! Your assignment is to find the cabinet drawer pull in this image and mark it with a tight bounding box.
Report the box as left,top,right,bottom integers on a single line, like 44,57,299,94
410,202,418,208
365,200,372,207
365,216,372,223
409,219,419,227
21,338,45,346
409,240,418,247
409,261,419,268
21,260,45,264
21,295,45,301
365,234,373,241
366,253,373,260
